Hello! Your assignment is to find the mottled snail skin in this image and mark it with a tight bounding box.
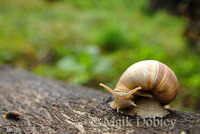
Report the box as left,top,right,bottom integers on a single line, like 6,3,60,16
100,60,179,117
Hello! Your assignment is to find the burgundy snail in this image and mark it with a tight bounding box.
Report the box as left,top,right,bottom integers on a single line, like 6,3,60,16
100,60,179,117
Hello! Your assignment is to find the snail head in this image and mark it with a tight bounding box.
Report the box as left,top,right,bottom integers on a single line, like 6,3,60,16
99,83,142,112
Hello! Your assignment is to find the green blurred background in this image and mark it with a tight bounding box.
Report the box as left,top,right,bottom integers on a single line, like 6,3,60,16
0,0,199,112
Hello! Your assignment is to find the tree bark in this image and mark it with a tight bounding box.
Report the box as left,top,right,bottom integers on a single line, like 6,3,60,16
0,66,199,134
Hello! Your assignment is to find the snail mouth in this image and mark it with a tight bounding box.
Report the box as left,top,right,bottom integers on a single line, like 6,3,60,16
110,96,137,113
110,101,137,113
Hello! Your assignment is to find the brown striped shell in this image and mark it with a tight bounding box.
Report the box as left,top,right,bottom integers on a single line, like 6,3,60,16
114,60,179,105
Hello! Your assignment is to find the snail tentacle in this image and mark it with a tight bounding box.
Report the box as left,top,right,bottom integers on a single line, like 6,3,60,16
124,86,142,98
99,83,116,97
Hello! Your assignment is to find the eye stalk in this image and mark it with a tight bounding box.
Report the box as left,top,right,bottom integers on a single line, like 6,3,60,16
99,83,142,112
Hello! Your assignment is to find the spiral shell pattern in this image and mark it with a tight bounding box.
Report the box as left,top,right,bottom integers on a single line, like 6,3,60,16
114,60,179,105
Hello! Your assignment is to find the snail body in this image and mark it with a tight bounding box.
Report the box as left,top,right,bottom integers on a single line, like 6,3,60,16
100,60,179,117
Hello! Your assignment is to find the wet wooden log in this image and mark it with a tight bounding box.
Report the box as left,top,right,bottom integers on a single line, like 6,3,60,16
0,66,199,133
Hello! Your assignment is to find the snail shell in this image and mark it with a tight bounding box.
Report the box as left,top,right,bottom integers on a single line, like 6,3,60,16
100,60,179,117
115,60,179,105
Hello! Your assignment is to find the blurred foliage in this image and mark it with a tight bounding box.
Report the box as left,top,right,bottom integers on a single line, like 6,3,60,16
0,0,199,109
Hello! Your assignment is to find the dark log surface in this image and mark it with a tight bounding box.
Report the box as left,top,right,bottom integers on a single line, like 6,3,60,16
0,66,199,134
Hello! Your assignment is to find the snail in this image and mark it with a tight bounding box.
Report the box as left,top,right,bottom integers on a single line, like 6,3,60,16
100,60,179,117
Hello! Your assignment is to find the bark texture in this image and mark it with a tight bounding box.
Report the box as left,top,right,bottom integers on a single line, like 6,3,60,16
0,66,199,134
